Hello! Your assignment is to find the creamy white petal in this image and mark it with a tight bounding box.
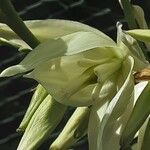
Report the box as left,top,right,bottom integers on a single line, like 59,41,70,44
0,19,116,48
0,31,117,77
88,73,118,150
89,56,134,150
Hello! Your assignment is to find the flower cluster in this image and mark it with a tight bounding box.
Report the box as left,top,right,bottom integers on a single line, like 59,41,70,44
0,0,150,150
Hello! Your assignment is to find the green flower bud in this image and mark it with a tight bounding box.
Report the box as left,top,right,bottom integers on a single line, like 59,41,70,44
50,107,90,150
127,29,150,43
17,95,67,150
17,84,48,133
132,5,148,29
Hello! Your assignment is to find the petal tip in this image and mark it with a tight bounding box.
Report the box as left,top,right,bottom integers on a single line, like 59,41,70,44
0,65,26,77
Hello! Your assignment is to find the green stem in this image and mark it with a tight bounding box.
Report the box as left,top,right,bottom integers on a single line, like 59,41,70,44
120,0,138,29
0,0,40,48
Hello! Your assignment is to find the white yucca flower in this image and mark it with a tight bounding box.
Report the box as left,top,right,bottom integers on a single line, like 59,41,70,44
0,19,149,150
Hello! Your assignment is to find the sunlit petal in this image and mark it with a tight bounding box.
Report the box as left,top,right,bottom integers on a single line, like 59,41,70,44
0,19,115,48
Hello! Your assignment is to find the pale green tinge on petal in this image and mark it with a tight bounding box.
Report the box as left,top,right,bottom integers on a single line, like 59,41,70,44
17,96,67,150
0,20,117,78
0,38,66,77
88,73,118,150
24,45,122,106
50,107,90,150
94,58,122,83
0,31,117,78
0,19,115,48
20,38,67,69
127,29,150,43
119,39,148,71
120,81,150,148
117,23,148,70
99,56,134,150
117,23,147,61
25,55,97,106
88,56,134,150
62,31,116,56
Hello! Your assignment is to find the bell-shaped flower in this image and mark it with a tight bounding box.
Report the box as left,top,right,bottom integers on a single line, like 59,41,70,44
0,20,149,106
0,19,125,107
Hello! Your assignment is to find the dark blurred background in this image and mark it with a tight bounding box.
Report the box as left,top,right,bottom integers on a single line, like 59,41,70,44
0,0,149,149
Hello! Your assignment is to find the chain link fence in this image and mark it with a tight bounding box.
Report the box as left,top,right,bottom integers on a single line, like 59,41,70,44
0,0,149,149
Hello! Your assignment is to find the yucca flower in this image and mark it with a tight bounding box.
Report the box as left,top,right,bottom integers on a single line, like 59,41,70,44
0,20,148,105
0,18,149,150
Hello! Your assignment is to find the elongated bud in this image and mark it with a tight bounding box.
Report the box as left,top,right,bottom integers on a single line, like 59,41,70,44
127,29,150,43
17,95,67,150
17,84,48,133
120,81,150,148
132,5,148,29
49,107,90,150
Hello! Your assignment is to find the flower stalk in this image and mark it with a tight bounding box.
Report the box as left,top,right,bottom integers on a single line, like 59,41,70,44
119,0,138,29
0,0,40,48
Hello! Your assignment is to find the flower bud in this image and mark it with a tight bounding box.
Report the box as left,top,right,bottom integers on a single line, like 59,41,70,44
17,84,48,133
17,95,67,150
127,29,150,43
50,107,90,150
